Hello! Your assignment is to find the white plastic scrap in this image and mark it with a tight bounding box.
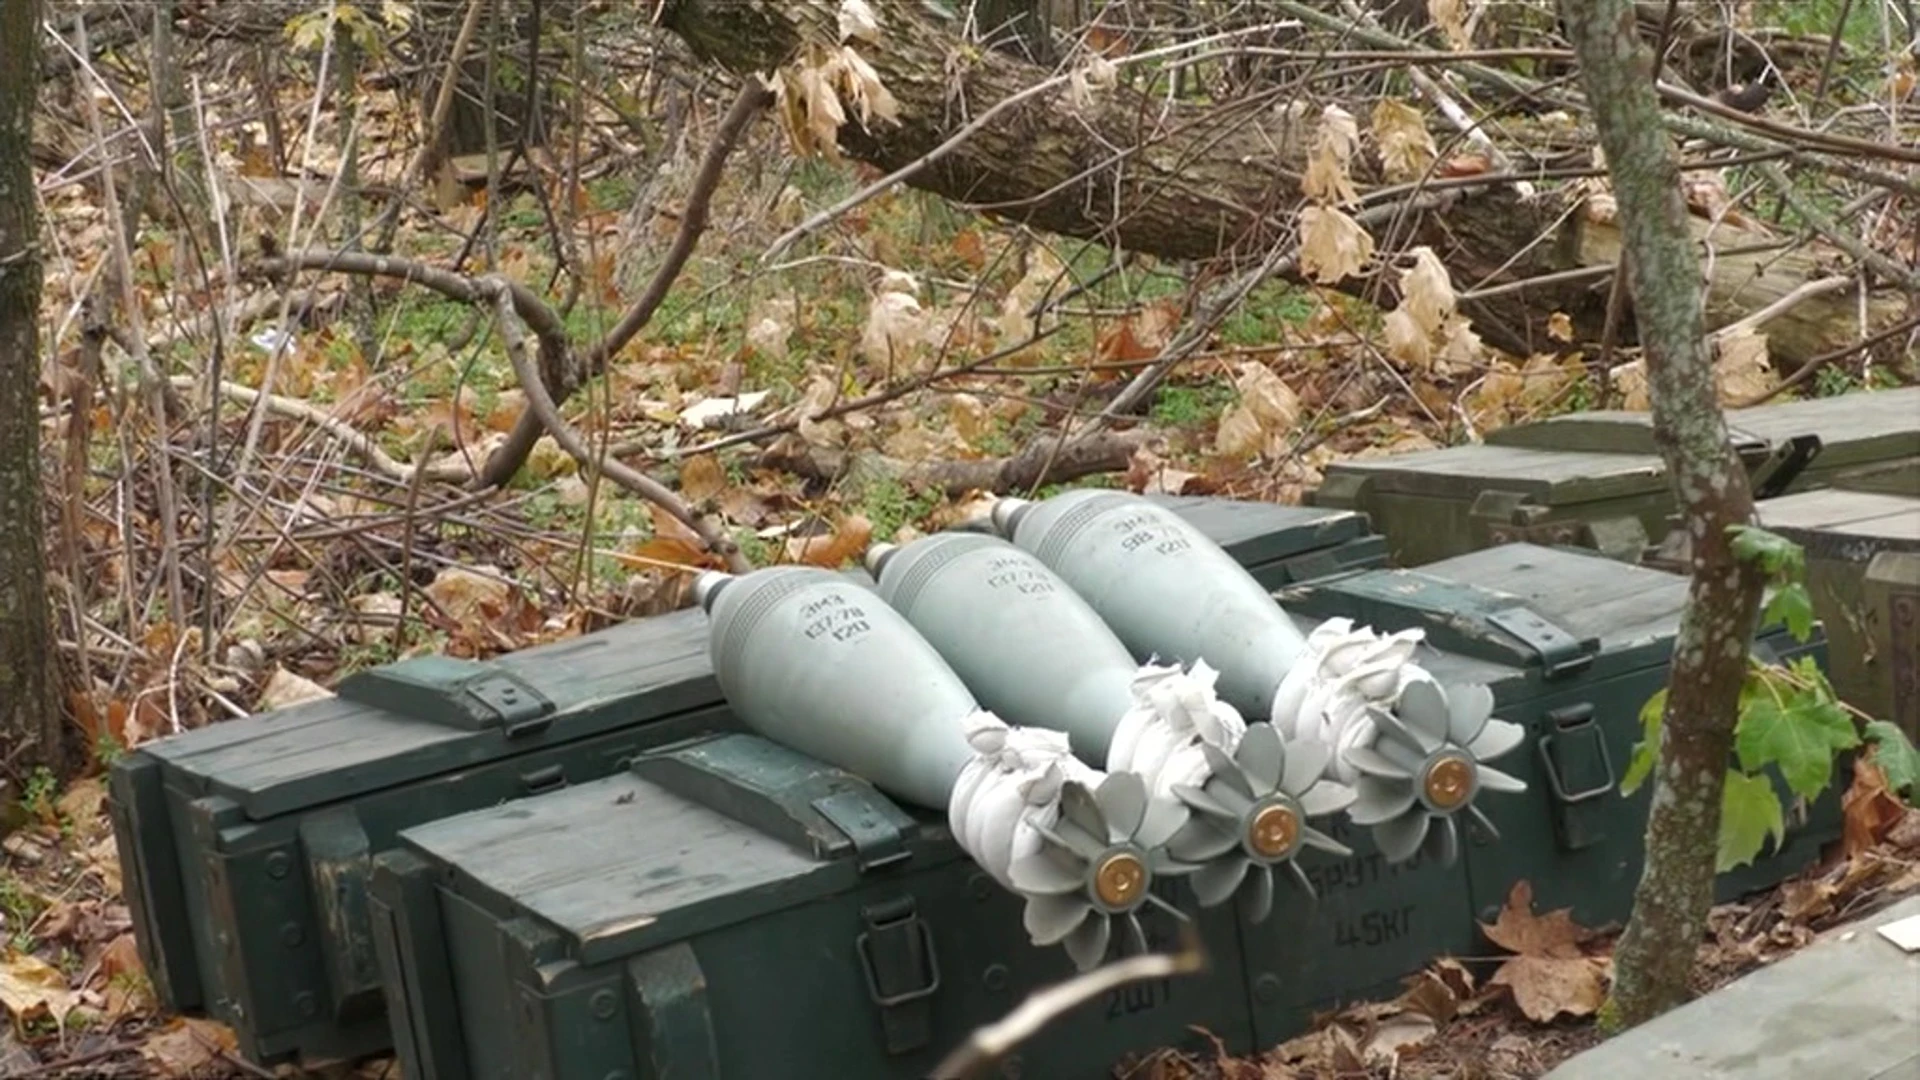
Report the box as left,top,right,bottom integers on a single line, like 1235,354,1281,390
946,711,1097,890
1270,617,1430,784
1106,658,1249,800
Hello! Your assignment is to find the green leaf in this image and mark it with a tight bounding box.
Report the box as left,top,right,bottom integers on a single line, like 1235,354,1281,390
1727,524,1804,578
1761,582,1816,642
1718,770,1786,873
1734,683,1860,799
1865,720,1920,798
1621,686,1667,796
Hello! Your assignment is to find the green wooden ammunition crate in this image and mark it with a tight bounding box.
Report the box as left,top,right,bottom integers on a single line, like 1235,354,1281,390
1485,388,1920,497
1271,543,1836,1027
1754,487,1920,739
370,733,1256,1080
1310,387,1920,566
106,497,1385,1068
368,544,1839,1079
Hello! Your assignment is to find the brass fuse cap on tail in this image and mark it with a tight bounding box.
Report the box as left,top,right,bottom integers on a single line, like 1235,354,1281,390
1424,753,1476,811
1247,803,1300,860
1093,851,1147,909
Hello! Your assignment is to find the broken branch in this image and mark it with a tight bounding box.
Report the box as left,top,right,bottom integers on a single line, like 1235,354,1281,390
484,279,749,573
473,79,773,491
762,429,1159,500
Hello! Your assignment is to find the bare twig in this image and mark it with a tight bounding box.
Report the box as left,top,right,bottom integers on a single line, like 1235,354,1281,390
485,279,749,573
1753,162,1920,292
165,375,467,486
763,428,1159,498
372,0,488,251
929,925,1207,1080
473,79,774,490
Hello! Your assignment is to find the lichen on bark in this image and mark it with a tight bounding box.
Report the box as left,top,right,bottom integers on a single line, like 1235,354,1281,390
1558,0,1769,1030
0,0,63,778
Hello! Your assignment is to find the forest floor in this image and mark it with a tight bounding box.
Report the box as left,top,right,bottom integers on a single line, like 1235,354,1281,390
8,1,1919,1075
2,763,1916,1078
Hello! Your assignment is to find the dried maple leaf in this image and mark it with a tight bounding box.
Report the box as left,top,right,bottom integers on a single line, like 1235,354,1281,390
257,667,333,711
1714,326,1775,403
0,951,78,1025
1480,880,1594,958
787,514,874,568
140,1016,239,1077
1429,0,1471,49
1298,205,1376,285
1303,105,1362,207
1489,954,1609,1023
1384,307,1433,370
1397,246,1457,336
1480,880,1609,1023
679,454,727,505
1841,755,1908,856
1371,100,1437,182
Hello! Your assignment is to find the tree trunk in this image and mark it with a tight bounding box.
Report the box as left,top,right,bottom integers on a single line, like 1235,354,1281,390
1559,0,1768,1030
0,0,63,779
655,0,1903,365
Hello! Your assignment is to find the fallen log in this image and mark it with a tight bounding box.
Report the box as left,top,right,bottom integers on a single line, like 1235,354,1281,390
656,0,1909,366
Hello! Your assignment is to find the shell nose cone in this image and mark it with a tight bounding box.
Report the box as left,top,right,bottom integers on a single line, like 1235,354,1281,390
989,497,1032,536
864,542,900,578
693,570,735,612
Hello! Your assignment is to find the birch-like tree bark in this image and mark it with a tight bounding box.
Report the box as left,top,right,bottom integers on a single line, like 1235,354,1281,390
0,0,63,779
1558,0,1769,1029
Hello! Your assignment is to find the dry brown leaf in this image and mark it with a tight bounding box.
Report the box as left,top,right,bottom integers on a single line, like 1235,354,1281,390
1429,0,1471,48
835,45,900,129
1398,247,1457,336
787,514,874,567
1489,954,1609,1023
1371,100,1437,182
1714,326,1775,403
1611,357,1650,408
1298,205,1375,285
1399,957,1478,1024
55,778,107,836
1436,153,1493,178
861,285,929,368
838,0,880,42
1481,881,1594,958
485,388,528,433
423,566,515,625
1437,315,1487,372
140,1016,239,1077
1215,362,1301,460
1303,105,1362,206
1841,755,1908,856
948,393,991,447
0,951,78,1025
1384,308,1433,370
1546,312,1575,342
626,537,724,573
680,454,727,505
257,667,333,711
1096,302,1177,367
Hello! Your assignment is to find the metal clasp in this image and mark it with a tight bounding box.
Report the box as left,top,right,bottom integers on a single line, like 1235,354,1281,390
856,896,940,1055
1536,703,1614,851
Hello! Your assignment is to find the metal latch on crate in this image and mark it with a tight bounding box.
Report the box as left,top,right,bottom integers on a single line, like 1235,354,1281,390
338,657,557,736
1536,703,1614,851
1488,607,1596,679
857,896,940,1055
813,791,911,873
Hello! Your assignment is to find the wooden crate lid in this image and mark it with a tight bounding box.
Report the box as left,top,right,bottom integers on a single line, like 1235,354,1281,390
1319,442,1673,506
